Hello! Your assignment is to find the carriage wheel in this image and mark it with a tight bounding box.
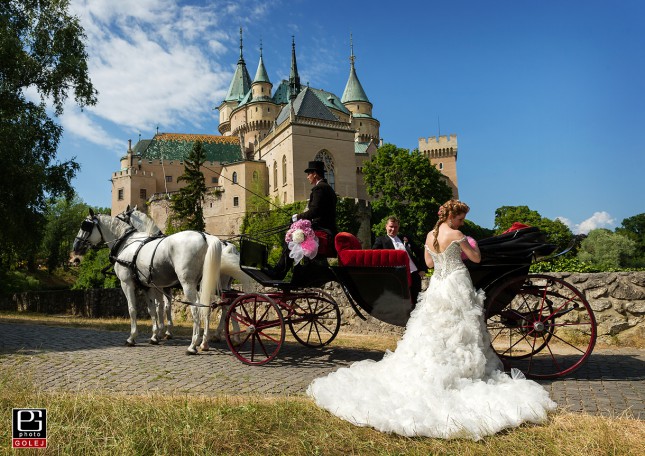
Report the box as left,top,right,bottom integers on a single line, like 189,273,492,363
225,293,285,365
285,291,341,348
486,274,596,379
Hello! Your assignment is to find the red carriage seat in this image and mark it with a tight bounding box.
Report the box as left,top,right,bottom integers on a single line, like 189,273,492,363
334,232,412,286
315,230,336,258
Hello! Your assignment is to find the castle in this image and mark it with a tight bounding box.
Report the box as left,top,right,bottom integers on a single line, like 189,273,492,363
111,31,458,236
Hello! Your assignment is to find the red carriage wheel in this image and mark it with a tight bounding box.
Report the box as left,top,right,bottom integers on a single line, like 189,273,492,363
225,293,285,365
486,274,597,379
285,291,341,348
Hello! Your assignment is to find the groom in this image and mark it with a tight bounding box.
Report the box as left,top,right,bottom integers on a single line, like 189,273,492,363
372,216,427,305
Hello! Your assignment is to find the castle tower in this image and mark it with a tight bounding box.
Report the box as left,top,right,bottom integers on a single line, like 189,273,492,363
218,28,252,136
341,35,380,144
418,134,459,198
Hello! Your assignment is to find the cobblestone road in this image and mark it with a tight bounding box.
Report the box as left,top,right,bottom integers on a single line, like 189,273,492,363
1,322,643,419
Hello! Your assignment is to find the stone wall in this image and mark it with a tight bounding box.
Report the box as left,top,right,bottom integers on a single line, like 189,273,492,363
1,288,147,318
3,272,644,344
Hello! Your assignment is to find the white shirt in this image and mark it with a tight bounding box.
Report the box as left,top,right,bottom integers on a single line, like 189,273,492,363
389,235,417,273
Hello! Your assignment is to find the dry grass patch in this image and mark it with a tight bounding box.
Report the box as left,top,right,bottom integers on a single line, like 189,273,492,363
1,367,643,456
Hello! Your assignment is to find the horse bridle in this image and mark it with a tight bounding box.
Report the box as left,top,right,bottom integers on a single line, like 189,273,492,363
75,215,107,251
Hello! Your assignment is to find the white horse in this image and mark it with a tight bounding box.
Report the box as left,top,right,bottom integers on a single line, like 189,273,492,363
117,206,254,349
73,210,222,354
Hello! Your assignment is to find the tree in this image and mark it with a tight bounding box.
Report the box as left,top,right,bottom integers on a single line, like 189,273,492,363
363,143,453,241
39,196,89,272
615,213,645,267
494,205,573,251
0,0,97,271
577,229,636,269
167,141,207,233
72,248,118,290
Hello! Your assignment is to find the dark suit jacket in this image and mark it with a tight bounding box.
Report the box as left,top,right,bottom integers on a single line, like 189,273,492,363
297,180,337,233
372,234,428,273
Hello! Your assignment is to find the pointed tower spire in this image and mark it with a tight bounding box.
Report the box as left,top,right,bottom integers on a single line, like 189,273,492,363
253,39,270,83
342,33,370,104
289,36,301,100
224,27,252,102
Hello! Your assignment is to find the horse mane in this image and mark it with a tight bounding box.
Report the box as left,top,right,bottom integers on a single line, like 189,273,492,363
98,214,131,237
131,210,162,236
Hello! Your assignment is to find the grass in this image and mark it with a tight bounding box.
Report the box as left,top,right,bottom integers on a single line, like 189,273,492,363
0,366,643,456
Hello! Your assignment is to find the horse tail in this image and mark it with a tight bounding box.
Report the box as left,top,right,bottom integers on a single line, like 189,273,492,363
199,235,222,306
221,240,254,292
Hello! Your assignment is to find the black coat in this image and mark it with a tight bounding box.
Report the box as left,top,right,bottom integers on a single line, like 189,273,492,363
372,234,428,272
297,180,337,233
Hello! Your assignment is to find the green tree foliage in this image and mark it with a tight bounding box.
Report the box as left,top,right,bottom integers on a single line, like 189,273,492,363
40,196,88,272
461,220,495,241
577,229,636,269
167,141,207,233
494,205,573,252
0,0,97,271
72,249,118,290
615,213,645,267
364,143,453,242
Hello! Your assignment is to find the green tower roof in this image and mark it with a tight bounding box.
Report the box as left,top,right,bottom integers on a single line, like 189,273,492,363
341,38,370,104
224,29,252,102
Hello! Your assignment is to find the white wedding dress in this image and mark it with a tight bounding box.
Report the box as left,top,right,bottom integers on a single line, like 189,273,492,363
307,239,556,440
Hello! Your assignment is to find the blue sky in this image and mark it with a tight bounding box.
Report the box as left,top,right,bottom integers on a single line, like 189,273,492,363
55,0,644,232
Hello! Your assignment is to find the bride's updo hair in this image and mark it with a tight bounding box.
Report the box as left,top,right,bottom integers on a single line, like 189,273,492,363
432,199,470,251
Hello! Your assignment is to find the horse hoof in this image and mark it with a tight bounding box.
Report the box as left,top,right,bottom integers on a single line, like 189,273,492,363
199,346,210,352
150,339,160,345
185,349,198,355
164,334,173,340
125,340,136,347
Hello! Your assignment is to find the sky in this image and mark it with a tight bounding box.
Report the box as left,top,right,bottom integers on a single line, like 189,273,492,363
51,0,644,232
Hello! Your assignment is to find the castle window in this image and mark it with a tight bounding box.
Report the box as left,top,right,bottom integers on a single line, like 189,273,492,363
165,175,172,182
268,107,270,112
139,189,147,200
212,176,218,184
118,188,124,200
283,192,287,203
439,162,444,170
314,149,336,191
273,161,278,189
233,196,239,207
232,172,238,184
282,155,287,185
252,171,259,181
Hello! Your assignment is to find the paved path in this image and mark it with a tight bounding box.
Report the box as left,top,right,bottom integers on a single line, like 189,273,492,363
1,322,643,419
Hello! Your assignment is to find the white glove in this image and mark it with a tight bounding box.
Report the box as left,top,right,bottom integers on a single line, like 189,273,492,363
291,214,298,222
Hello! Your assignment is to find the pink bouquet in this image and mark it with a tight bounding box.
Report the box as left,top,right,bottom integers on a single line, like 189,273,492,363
285,219,319,265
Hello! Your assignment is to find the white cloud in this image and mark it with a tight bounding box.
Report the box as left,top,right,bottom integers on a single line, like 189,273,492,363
557,211,615,235
66,0,259,146
60,105,122,151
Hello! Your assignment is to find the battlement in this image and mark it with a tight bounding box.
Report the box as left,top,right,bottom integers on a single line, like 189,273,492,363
418,134,458,148
112,168,155,178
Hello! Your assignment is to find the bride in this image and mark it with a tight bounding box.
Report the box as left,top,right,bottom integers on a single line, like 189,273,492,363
307,200,556,440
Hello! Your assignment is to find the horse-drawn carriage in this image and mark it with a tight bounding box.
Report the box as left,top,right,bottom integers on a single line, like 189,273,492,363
74,210,596,380
221,226,596,379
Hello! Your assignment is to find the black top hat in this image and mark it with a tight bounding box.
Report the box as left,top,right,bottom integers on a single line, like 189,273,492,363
304,160,325,175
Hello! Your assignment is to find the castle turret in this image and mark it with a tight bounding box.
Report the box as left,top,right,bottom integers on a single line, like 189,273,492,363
341,35,379,143
251,42,272,98
218,28,252,135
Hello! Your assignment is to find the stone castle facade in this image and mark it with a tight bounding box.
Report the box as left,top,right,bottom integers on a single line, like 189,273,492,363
111,31,459,235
